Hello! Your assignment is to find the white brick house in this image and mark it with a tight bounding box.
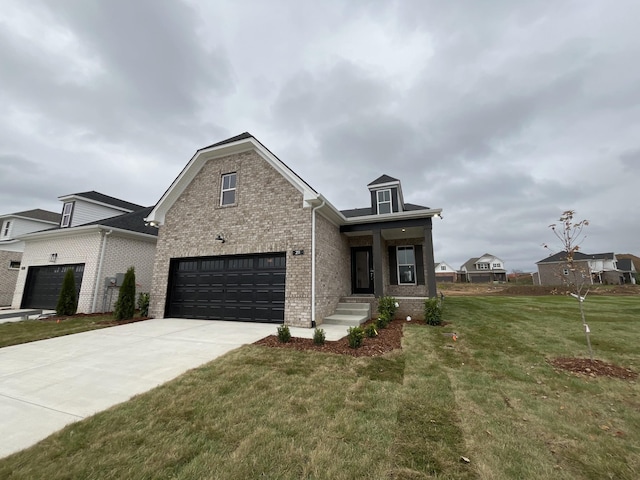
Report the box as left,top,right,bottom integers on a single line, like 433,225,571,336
146,133,442,327
12,193,157,313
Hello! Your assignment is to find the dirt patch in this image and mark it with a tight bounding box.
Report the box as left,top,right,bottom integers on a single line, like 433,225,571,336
549,357,637,380
438,284,640,297
255,319,405,357
39,313,151,325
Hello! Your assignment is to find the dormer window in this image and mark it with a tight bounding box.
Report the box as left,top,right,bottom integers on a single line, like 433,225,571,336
221,173,237,206
61,202,73,227
376,189,391,214
478,263,489,270
2,220,11,238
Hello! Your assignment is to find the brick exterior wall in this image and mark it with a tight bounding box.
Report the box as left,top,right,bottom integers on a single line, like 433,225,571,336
537,261,591,286
11,231,157,313
314,213,350,324
0,250,22,306
149,150,318,327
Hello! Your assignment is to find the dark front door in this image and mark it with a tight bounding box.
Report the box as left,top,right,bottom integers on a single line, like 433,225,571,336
351,247,374,294
166,253,286,323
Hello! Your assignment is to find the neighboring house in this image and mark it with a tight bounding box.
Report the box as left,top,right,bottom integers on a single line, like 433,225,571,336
434,262,457,282
0,209,61,306
536,251,625,286
145,132,442,327
458,254,507,283
616,253,640,284
11,192,158,313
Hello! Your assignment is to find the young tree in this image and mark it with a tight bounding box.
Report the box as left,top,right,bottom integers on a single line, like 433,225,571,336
56,268,78,316
114,266,136,320
544,210,593,360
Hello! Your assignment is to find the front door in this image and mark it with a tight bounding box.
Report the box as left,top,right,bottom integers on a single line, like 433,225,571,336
351,247,374,294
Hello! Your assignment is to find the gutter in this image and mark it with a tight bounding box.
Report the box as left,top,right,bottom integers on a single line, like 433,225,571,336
310,196,326,328
91,229,112,313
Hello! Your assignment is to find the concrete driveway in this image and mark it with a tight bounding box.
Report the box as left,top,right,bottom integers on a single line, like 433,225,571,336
0,318,279,458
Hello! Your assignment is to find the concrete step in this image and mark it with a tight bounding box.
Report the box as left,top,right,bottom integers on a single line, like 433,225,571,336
323,313,369,327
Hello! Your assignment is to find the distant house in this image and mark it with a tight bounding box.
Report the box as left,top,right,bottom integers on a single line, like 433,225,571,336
616,254,640,284
434,262,457,282
0,209,61,306
12,192,157,313
536,251,625,286
459,254,506,283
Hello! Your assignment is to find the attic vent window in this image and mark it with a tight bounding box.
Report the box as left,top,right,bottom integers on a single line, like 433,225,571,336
221,173,237,206
61,202,73,227
376,189,391,214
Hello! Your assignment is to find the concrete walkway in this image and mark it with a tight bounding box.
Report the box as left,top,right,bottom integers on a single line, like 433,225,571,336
0,318,350,458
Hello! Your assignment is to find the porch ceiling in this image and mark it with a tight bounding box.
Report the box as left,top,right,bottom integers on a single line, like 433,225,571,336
343,226,424,240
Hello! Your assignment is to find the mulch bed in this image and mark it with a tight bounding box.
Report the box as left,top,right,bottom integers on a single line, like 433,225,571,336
254,319,405,357
549,357,638,380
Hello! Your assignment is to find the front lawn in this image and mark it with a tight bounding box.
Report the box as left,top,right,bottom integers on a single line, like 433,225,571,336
0,296,638,479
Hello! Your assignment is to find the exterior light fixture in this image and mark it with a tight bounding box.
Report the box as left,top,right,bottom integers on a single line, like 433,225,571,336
215,234,226,243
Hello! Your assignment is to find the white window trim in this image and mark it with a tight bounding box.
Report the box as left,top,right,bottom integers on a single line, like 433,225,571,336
9,260,21,270
478,263,489,270
563,268,569,275
220,172,237,206
397,245,417,285
61,202,73,227
377,189,392,214
2,220,11,238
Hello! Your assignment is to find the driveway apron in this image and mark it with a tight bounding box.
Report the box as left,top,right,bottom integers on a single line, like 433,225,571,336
0,318,275,458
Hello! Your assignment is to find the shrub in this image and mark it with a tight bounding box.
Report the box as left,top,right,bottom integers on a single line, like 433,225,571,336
347,326,365,348
378,296,398,320
313,328,326,345
424,297,443,326
376,314,390,329
56,268,78,316
114,267,136,320
277,324,291,343
137,292,150,317
364,323,378,338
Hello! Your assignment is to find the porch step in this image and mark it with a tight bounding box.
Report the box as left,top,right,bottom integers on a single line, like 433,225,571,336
323,303,371,327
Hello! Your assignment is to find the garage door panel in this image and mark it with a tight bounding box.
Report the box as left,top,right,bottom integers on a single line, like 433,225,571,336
167,253,286,323
22,264,85,310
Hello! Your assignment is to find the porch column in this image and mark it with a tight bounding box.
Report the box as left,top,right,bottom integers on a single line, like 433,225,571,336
372,227,384,297
424,224,437,298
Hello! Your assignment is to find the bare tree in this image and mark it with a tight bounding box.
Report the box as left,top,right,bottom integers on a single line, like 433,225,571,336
544,210,594,361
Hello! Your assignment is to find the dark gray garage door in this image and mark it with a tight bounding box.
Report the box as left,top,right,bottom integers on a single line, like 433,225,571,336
21,264,85,309
166,253,286,323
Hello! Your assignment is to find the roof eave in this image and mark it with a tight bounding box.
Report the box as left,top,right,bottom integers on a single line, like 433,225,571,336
343,208,442,225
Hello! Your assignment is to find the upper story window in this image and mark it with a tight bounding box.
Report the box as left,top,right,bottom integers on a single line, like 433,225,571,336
478,263,489,270
440,265,446,271
493,263,501,268
61,202,73,227
221,173,237,206
1,220,11,238
376,189,391,214
397,246,416,285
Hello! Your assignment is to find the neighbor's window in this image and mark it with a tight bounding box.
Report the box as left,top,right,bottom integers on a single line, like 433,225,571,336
221,173,237,206
9,260,21,269
61,202,73,227
397,246,416,285
376,189,391,214
493,263,501,268
563,268,569,275
478,263,489,270
440,265,446,271
2,220,11,237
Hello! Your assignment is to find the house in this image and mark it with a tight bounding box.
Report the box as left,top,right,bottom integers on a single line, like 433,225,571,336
434,262,457,282
616,254,639,284
145,132,442,327
536,251,625,285
11,192,158,313
0,209,61,306
458,254,506,283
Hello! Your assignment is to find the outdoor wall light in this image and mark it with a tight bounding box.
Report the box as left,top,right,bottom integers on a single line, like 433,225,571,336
215,234,226,243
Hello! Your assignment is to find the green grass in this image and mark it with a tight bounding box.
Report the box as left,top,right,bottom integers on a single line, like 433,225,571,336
1,296,639,479
0,315,137,348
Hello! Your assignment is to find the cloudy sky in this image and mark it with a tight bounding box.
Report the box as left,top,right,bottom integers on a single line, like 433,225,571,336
1,0,639,272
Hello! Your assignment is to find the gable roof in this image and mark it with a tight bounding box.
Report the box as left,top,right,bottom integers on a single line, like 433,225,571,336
368,174,399,187
460,254,505,271
537,251,615,264
0,209,61,223
58,191,144,212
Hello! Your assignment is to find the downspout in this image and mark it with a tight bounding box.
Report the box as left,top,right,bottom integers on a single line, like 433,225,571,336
311,197,326,328
92,229,112,313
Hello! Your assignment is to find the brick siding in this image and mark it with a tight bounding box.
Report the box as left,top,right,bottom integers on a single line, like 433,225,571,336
0,250,22,306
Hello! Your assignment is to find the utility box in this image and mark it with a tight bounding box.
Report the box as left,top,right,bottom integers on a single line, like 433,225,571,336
104,277,116,288
115,273,125,286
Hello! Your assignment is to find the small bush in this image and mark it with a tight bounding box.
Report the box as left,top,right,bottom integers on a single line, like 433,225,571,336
347,326,365,348
114,267,136,320
424,297,443,326
56,268,78,316
378,296,398,320
364,323,378,338
313,328,326,345
137,292,150,317
376,314,390,329
277,324,291,343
